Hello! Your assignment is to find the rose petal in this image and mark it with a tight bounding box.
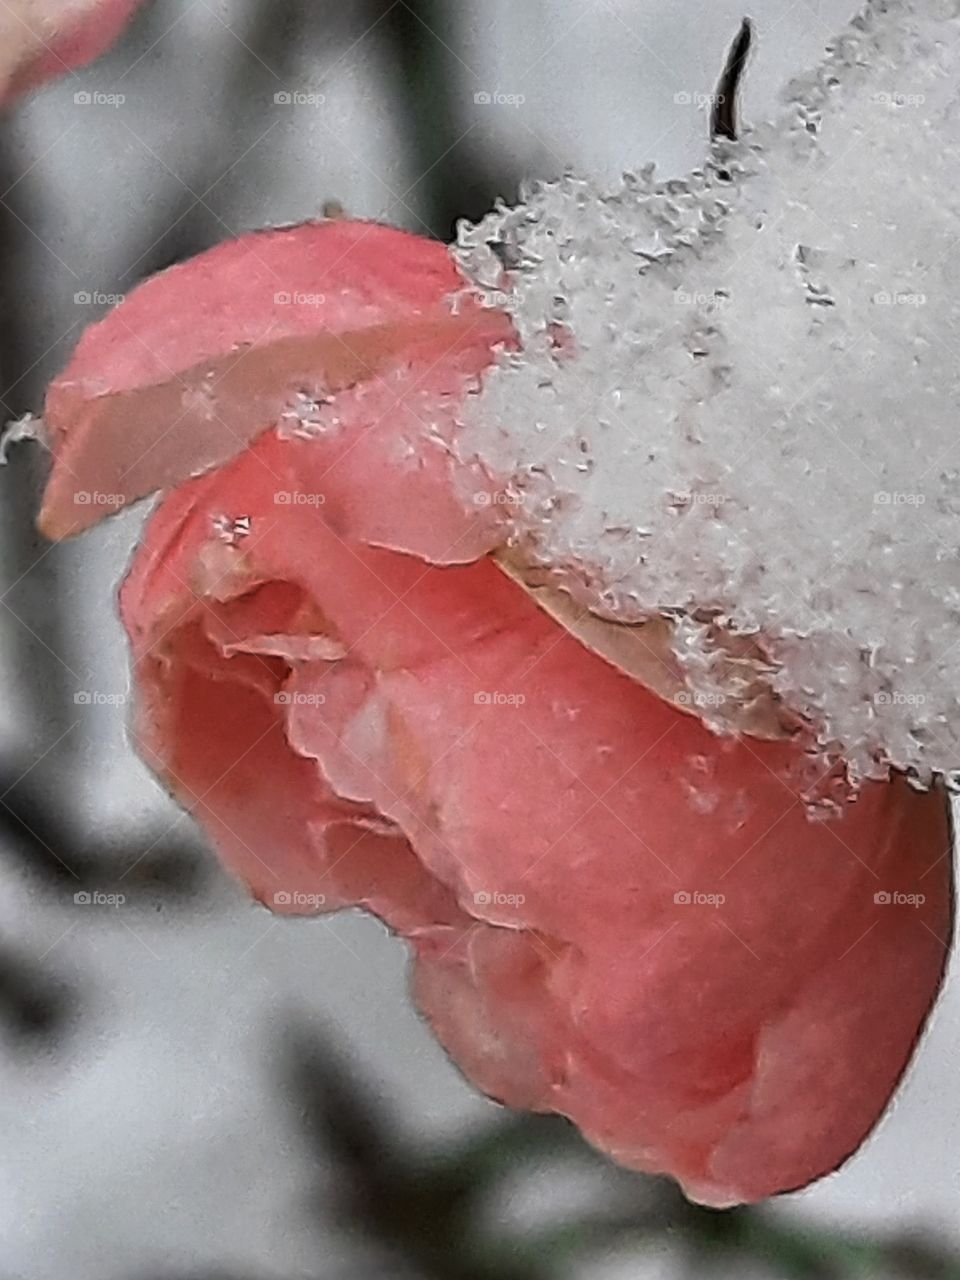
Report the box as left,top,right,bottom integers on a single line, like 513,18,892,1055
119,428,954,1206
40,220,511,544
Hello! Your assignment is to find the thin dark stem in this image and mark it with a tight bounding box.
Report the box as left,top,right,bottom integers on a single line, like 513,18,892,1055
712,17,753,141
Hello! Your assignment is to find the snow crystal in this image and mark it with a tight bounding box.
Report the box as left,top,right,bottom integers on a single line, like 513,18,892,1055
278,391,340,440
1,414,45,463
453,0,960,784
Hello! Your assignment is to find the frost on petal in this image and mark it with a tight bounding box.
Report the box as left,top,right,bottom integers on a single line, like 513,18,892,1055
118,429,953,1206
39,220,512,552
0,0,142,105
454,0,960,783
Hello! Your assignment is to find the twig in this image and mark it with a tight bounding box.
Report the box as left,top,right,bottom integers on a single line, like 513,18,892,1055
712,18,753,141
280,1021,960,1280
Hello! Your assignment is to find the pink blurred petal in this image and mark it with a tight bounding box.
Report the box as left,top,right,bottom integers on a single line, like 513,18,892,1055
0,0,142,106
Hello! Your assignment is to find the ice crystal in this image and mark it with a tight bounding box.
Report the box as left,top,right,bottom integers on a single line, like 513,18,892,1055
453,0,960,783
211,514,252,546
278,390,339,440
0,413,44,463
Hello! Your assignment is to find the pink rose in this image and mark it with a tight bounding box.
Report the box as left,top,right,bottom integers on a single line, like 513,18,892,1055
0,0,143,106
39,219,953,1206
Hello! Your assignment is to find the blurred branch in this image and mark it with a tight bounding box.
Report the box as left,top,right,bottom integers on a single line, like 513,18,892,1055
282,1024,553,1280
280,1020,960,1280
374,0,523,239
0,134,71,741
125,0,314,281
0,936,73,1042
0,764,211,897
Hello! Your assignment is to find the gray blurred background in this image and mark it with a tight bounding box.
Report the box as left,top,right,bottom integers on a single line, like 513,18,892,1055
1,2,959,1277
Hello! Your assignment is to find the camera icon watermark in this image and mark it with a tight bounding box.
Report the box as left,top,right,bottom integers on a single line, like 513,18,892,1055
74,90,125,108
872,91,925,107
274,691,326,707
874,690,926,706
674,90,724,107
673,290,730,310
673,690,728,709
473,890,525,907
73,690,128,707
273,890,326,908
74,490,127,510
873,289,926,307
474,691,526,707
472,490,525,508
74,290,125,306
274,291,327,306
674,889,726,907
74,889,126,907
274,89,326,107
473,89,526,108
873,490,925,506
274,490,326,506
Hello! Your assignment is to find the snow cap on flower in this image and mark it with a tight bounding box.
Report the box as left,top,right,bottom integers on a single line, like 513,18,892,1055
454,0,960,785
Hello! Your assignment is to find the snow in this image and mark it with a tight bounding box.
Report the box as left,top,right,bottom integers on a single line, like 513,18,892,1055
454,0,960,785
